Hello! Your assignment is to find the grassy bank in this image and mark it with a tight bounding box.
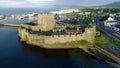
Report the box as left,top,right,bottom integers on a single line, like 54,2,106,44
49,40,92,48
95,45,120,63
95,36,108,44
110,39,120,46
74,40,89,45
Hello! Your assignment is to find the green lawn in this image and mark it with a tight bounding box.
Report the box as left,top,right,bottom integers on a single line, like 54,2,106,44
52,40,91,47
74,40,89,45
95,36,108,44
110,39,120,46
45,30,53,35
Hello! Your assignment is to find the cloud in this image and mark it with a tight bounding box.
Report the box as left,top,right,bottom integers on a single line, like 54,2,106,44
0,0,54,8
0,0,34,8
0,0,120,8
26,0,54,3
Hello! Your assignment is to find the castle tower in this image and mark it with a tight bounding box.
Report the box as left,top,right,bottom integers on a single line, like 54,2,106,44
37,13,55,31
84,24,96,43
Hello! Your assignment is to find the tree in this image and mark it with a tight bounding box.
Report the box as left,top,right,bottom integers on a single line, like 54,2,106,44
82,18,89,26
70,20,77,25
45,30,53,35
100,15,109,21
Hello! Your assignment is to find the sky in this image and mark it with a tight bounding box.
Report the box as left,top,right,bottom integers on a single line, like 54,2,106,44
0,0,120,8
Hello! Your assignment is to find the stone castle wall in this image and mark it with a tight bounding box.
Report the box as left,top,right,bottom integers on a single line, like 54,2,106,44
18,25,96,45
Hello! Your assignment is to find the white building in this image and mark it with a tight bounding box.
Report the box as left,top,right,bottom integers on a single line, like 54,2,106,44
109,13,116,17
52,9,79,14
53,28,63,33
26,12,37,17
79,12,91,17
104,17,118,27
112,25,120,32
0,16,5,19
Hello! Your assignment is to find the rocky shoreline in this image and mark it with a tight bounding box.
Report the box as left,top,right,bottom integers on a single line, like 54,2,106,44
21,40,120,68
82,48,120,68
19,33,120,68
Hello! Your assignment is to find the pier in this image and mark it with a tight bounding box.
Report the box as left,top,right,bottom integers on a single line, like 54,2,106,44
0,23,29,28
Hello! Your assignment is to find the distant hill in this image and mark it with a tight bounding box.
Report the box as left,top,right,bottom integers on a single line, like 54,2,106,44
52,2,120,9
102,2,120,7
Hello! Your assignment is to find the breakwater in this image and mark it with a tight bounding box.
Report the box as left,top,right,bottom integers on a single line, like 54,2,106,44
0,23,29,28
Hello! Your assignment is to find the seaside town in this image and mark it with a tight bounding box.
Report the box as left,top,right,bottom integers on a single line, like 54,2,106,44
0,0,120,68
0,8,120,68
0,12,37,20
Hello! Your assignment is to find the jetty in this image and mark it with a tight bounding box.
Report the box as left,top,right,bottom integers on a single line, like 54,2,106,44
0,23,29,28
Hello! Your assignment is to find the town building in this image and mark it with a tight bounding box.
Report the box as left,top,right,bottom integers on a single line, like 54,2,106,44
112,25,120,32
104,17,118,27
79,12,91,17
52,9,79,14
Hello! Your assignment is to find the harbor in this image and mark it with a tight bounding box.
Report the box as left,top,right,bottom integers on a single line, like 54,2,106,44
0,12,37,20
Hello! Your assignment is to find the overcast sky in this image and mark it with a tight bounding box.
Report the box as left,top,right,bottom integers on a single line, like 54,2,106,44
0,0,120,8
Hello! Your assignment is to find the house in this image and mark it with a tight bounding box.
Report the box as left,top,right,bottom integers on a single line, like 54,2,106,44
53,28,63,33
104,17,118,27
112,24,120,32
79,12,91,17
0,15,5,20
51,9,79,14
114,14,120,21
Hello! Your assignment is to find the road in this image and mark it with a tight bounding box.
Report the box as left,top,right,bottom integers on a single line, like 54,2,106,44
94,14,120,41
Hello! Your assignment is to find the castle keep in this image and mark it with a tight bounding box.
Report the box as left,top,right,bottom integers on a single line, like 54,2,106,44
31,13,55,31
37,13,55,31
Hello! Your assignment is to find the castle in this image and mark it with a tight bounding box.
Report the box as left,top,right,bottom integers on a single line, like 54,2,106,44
18,13,96,48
